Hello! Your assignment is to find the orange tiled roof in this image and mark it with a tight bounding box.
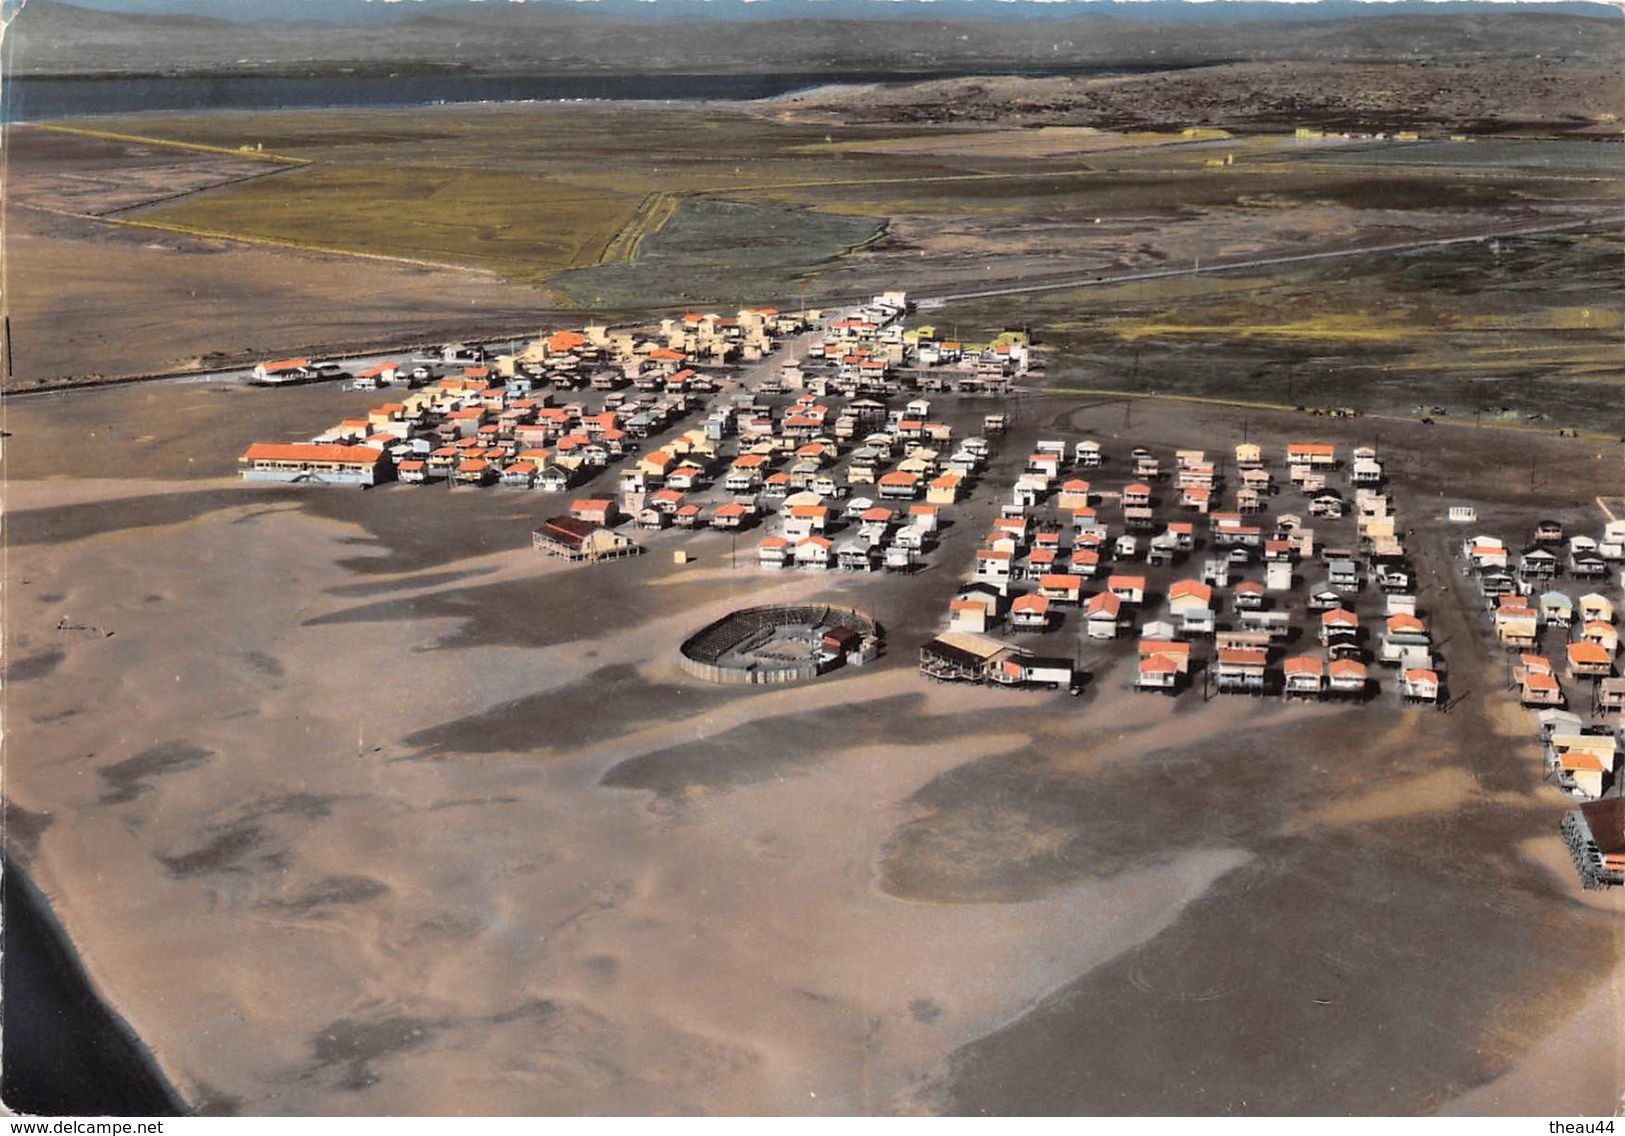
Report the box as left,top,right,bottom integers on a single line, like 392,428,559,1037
241,442,383,465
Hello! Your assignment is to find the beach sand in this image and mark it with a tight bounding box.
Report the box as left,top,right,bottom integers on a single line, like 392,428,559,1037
6,380,1623,1114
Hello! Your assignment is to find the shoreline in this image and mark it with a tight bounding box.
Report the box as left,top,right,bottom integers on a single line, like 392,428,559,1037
1,852,188,1117
0,62,1186,126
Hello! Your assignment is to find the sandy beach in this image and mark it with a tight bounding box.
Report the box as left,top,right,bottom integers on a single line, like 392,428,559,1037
6,379,1623,1114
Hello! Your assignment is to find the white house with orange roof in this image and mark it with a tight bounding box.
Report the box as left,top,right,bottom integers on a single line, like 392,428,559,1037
974,548,1014,588
1010,593,1052,631
1086,591,1123,639
1286,442,1337,470
1381,613,1431,665
1135,652,1182,693
1215,647,1269,694
1518,655,1565,708
1329,658,1369,698
711,501,753,530
794,536,834,569
353,362,400,390
757,535,791,568
1568,642,1614,681
1401,667,1442,704
783,504,830,541
251,357,314,384
499,460,538,489
1107,574,1146,605
1069,547,1101,579
1037,573,1085,606
1319,608,1360,647
1282,656,1326,699
877,471,920,501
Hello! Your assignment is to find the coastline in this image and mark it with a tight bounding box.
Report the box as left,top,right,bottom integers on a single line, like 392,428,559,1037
0,64,1170,125
1,852,188,1117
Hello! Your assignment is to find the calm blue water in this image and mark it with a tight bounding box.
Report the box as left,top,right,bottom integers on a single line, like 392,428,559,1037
3,68,1140,121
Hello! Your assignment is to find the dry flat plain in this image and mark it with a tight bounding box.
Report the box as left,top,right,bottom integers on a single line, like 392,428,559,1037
7,85,1621,392
5,371,1624,1115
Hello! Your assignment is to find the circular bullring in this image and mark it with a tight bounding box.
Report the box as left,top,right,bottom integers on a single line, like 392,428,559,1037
678,604,882,685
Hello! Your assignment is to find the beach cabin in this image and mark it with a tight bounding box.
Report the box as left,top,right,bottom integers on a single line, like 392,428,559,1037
1580,594,1616,625
1037,573,1085,606
975,548,1014,588
1401,668,1442,705
1010,593,1053,632
1381,613,1431,665
1215,648,1269,695
1569,642,1615,681
794,536,833,569
1136,654,1183,693
1107,574,1147,606
1328,658,1369,698
1520,664,1565,709
1494,601,1541,650
1282,656,1326,699
1167,579,1213,617
757,536,791,568
1086,592,1124,640
1542,592,1576,628
1585,622,1622,655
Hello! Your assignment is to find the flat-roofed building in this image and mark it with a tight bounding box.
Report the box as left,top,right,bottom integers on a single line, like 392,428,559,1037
239,442,392,486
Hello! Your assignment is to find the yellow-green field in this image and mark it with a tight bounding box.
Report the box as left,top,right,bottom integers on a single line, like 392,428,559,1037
104,109,1291,297
135,164,641,282
102,105,1622,302
79,104,1625,310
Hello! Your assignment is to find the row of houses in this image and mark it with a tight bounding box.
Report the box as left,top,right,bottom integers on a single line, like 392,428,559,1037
798,306,1029,398
1465,524,1622,587
747,426,995,573
1466,523,1625,819
1457,521,1625,891
756,499,948,573
921,434,1437,704
480,375,999,573
239,368,705,490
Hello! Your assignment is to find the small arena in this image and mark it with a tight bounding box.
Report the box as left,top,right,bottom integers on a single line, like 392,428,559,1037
678,604,882,684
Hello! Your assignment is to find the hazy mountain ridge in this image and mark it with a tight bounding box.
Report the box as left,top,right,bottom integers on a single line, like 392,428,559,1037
12,0,1625,75
43,0,1625,24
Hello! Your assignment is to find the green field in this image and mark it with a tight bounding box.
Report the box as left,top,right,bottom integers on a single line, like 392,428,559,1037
92,104,1625,321
551,198,883,309
134,163,641,282
109,106,944,294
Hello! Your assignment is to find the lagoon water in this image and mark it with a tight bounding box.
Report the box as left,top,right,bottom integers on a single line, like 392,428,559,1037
3,66,1153,121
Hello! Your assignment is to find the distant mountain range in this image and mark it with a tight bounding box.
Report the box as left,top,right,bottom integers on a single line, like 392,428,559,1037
12,0,1625,74
38,0,1625,22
